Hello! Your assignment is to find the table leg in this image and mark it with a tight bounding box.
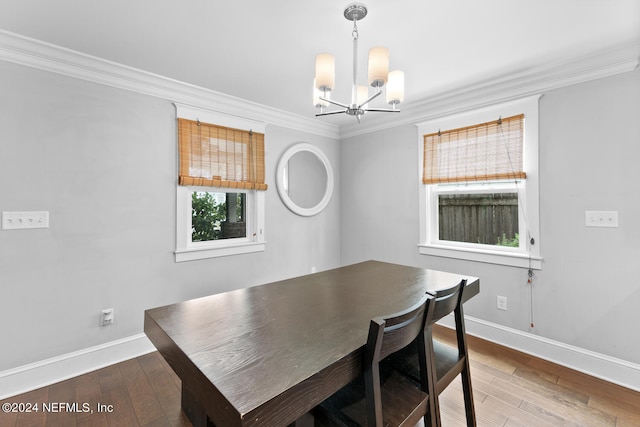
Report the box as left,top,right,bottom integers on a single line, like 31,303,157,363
290,412,314,427
181,384,214,427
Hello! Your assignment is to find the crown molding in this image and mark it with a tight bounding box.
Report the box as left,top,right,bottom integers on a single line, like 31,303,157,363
0,30,340,139
340,40,640,139
1,30,637,141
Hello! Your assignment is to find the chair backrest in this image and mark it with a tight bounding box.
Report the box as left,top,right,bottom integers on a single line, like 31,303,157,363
428,279,467,325
365,293,431,365
362,293,432,426
421,279,474,427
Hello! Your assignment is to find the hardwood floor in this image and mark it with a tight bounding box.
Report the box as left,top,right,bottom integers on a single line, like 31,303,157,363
429,326,640,427
0,352,191,427
1,326,638,426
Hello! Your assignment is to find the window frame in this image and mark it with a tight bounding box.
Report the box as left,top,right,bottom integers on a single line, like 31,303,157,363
174,104,266,262
428,180,527,252
175,186,265,262
417,95,542,269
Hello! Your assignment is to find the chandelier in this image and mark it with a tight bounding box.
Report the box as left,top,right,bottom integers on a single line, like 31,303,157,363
314,3,405,123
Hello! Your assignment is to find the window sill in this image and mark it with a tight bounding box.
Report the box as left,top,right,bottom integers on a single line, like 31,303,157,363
175,241,266,262
418,243,542,270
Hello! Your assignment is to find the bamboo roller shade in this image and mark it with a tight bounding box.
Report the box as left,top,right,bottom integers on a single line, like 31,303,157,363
423,114,526,184
178,118,267,190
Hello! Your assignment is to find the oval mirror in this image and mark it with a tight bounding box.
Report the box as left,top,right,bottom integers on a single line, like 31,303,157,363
276,143,334,216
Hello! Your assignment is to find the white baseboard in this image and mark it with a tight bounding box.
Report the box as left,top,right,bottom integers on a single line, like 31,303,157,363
0,334,156,400
2,318,639,401
438,315,640,392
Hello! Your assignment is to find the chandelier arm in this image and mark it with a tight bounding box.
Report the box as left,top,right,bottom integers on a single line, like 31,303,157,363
320,97,351,109
362,108,401,113
358,90,382,108
316,109,349,117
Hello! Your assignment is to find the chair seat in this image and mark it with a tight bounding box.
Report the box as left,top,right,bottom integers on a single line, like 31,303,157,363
389,338,466,394
314,368,428,427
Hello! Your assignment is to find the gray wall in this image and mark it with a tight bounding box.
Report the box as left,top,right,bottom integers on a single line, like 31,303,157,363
340,68,640,364
1,54,637,376
0,61,341,371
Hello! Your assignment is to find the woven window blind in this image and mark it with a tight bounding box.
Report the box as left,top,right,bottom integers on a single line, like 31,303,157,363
423,114,526,184
178,118,267,190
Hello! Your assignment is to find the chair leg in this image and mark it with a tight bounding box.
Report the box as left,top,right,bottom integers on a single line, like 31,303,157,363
453,288,476,427
417,336,434,427
364,361,384,426
460,360,476,427
422,329,441,427
430,395,442,427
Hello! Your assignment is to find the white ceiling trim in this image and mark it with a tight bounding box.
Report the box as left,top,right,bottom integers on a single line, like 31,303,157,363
340,40,640,139
0,30,637,141
0,29,340,139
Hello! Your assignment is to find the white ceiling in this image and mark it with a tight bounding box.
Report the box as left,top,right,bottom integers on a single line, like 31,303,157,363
1,0,639,127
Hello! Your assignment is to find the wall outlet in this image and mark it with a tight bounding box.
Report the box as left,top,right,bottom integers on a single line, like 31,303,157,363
101,308,114,326
497,296,508,311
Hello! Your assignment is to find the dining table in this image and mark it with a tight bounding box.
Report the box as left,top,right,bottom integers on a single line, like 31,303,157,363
143,260,479,427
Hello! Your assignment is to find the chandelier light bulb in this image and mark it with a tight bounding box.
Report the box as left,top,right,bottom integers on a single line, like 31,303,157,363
315,53,335,92
386,70,405,105
368,47,389,88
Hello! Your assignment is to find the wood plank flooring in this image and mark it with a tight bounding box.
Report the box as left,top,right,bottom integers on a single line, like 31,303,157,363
0,351,191,427
428,326,640,427
1,326,638,426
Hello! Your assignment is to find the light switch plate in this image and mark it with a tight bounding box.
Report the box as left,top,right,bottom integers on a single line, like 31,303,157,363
2,211,49,230
585,211,618,228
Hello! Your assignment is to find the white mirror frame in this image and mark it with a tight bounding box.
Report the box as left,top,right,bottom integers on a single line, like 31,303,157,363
276,143,334,217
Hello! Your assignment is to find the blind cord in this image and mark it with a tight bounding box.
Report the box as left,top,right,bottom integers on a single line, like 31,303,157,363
528,267,535,328
497,117,536,329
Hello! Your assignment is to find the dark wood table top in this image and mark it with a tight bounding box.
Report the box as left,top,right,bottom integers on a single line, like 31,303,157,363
144,260,479,427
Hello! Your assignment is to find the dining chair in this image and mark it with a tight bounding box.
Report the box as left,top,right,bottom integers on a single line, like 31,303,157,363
313,293,433,427
391,279,476,427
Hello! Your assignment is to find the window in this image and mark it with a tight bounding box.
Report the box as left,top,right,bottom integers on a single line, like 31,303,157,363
174,105,267,262
191,191,246,242
417,96,541,269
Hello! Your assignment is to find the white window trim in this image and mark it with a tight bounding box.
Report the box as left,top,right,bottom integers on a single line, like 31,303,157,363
175,187,265,262
174,104,267,262
417,95,542,270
